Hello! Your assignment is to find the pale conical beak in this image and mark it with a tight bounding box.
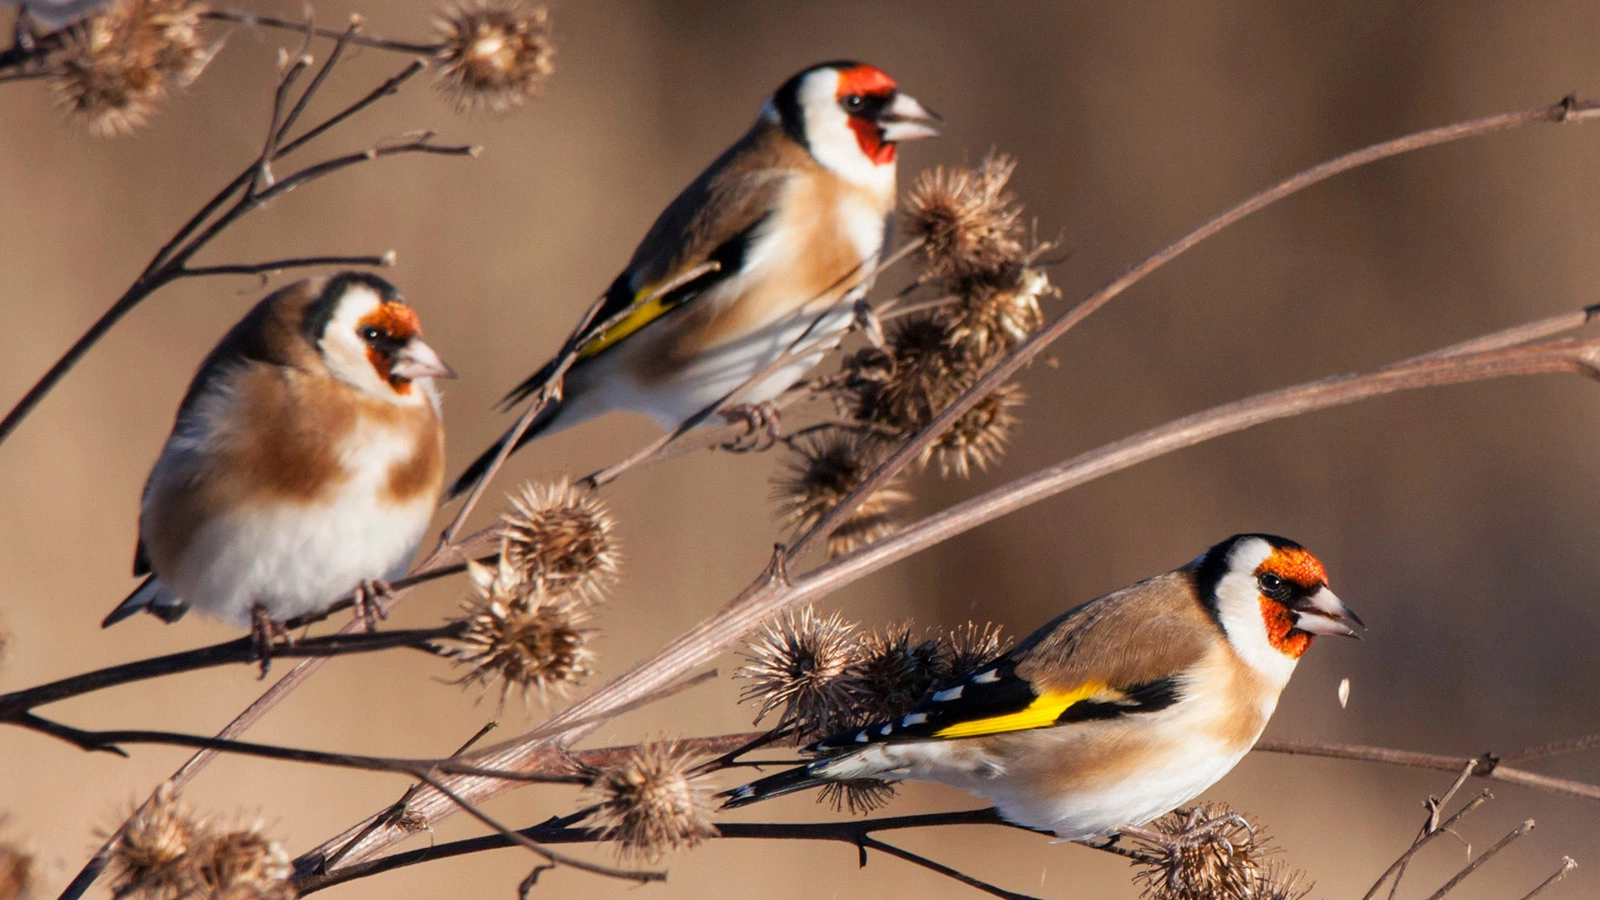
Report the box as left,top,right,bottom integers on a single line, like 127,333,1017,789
390,338,456,381
878,92,942,142
1292,587,1365,638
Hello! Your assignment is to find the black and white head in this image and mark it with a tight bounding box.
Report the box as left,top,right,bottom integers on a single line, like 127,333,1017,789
763,60,940,190
301,273,456,406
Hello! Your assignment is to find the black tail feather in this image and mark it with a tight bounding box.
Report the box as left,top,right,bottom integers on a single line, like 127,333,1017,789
719,763,829,810
445,398,564,503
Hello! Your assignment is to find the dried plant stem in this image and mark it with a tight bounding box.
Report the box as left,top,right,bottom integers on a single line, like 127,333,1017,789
12,711,585,784
298,807,1049,896
1420,819,1535,900
1517,858,1578,900
310,311,1600,866
1257,738,1600,802
0,39,473,450
1362,790,1493,900
204,10,442,55
0,627,459,715
790,95,1600,565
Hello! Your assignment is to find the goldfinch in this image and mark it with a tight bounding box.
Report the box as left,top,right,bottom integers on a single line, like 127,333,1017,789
448,60,940,498
103,273,455,633
723,534,1363,842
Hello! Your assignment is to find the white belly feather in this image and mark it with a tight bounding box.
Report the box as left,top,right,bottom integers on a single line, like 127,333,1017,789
157,417,436,628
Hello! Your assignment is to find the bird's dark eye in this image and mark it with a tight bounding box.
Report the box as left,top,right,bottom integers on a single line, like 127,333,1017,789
1258,572,1287,597
841,94,865,114
359,326,384,343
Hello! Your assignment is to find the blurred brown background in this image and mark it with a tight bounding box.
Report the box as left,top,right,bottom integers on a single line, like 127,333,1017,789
3,1,1599,897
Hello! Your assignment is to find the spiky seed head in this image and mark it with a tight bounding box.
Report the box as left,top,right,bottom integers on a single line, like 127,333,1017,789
190,827,295,900
843,623,948,721
0,833,32,900
772,432,912,558
936,266,1053,363
48,0,213,137
902,153,1026,289
498,479,620,603
1130,805,1277,900
923,381,1025,479
737,606,860,738
441,554,594,709
817,780,898,817
939,621,1010,675
585,740,718,863
1256,862,1314,900
433,0,554,114
104,785,204,899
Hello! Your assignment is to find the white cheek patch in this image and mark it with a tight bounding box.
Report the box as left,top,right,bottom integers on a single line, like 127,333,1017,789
1211,538,1299,687
796,70,894,192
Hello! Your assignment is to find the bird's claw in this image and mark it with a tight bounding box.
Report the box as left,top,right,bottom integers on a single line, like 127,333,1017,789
720,401,782,451
352,579,394,633
248,603,293,678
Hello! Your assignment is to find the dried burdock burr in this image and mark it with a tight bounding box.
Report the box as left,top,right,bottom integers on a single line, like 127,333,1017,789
902,152,1026,289
1130,805,1277,900
189,826,295,900
817,779,898,817
498,479,621,603
773,431,912,558
432,0,554,114
924,380,1025,479
48,0,213,137
842,622,947,722
585,740,718,863
938,620,1010,676
440,552,594,709
0,832,32,900
103,784,204,900
737,606,859,738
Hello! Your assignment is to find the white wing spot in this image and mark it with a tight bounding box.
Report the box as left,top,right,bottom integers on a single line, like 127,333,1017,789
932,686,964,702
855,731,870,743
972,669,1001,684
902,713,928,726
879,724,893,736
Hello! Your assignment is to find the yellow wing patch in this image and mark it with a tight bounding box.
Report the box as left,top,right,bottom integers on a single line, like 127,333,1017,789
578,291,676,360
933,682,1119,739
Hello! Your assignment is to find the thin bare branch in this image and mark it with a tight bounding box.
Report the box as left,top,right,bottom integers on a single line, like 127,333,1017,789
789,97,1600,564
310,321,1600,865
1421,819,1536,900
204,9,442,55
1257,739,1600,802
181,252,395,277
1517,858,1579,900
1362,789,1492,900
11,712,585,784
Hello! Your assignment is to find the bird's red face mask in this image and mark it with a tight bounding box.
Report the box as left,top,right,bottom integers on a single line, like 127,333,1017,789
835,64,940,165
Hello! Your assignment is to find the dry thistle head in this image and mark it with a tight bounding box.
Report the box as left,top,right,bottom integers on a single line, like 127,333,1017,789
921,380,1025,479
0,833,32,900
190,827,294,900
1130,805,1276,900
817,779,897,817
441,555,594,709
843,622,948,721
847,315,975,440
935,265,1053,362
585,740,718,863
48,0,213,137
737,606,859,738
902,152,1026,289
104,785,204,899
939,621,1010,674
498,479,620,603
433,0,554,114
773,431,912,558
1257,862,1314,900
